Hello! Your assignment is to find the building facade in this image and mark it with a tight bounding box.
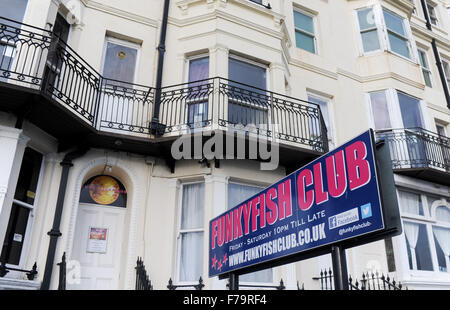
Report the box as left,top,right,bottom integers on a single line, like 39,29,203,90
0,0,449,290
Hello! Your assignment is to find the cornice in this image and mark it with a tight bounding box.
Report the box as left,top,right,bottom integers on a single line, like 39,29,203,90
80,0,158,28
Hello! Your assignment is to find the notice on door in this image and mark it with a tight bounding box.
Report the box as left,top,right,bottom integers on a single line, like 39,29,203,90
87,227,108,254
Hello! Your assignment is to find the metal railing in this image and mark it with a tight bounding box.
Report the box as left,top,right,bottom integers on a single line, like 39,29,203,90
313,268,405,290
376,128,450,172
0,260,38,281
57,252,66,290
0,16,328,153
135,257,153,290
167,277,205,290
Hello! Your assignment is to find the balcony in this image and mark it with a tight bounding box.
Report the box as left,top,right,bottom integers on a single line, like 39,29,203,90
0,16,327,170
376,128,450,186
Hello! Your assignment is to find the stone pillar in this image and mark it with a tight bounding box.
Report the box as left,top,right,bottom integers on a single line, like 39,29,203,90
0,126,30,250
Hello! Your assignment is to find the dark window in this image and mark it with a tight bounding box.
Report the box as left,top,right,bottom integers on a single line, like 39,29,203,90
228,57,268,127
1,147,42,265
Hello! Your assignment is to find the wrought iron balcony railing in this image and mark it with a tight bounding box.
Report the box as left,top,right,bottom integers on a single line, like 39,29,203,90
0,16,328,154
376,128,450,173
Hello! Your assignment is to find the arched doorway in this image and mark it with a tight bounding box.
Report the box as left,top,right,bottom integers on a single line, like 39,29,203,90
69,175,128,290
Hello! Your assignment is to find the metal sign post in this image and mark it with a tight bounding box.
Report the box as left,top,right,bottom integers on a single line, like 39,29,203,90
229,273,239,290
331,244,349,290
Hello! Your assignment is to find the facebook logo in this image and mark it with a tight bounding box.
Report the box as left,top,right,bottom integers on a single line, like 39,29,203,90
329,216,337,230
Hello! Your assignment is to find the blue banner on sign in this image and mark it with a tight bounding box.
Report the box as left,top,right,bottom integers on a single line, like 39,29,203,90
209,130,384,278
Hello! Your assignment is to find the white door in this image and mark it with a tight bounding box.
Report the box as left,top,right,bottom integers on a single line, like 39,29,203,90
69,203,126,290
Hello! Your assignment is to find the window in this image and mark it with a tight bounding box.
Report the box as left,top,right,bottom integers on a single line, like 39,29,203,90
383,9,412,59
228,182,273,283
228,56,268,127
293,10,317,54
368,91,392,130
178,183,205,282
397,92,424,129
357,7,381,53
188,56,209,129
1,147,42,266
0,0,28,24
426,1,439,26
307,94,334,148
442,59,450,91
102,37,139,87
367,89,424,130
397,189,450,273
418,49,433,88
355,6,415,60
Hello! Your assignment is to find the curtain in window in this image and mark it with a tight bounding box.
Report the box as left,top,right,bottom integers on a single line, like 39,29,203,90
433,226,450,271
398,191,423,215
179,183,205,282
404,222,420,270
369,91,391,130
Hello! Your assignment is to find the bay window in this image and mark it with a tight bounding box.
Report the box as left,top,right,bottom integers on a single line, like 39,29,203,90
397,189,450,273
355,5,415,60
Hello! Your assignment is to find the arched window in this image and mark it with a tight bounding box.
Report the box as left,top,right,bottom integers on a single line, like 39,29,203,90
80,175,127,208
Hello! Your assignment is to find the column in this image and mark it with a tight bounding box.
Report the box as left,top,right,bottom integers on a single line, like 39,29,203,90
209,45,229,129
0,126,30,250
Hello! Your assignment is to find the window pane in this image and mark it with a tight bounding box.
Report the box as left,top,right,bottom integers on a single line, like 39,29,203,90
0,0,28,23
383,10,406,37
422,69,432,88
181,183,205,230
179,232,204,281
229,58,266,90
432,226,450,272
294,11,314,34
361,30,381,52
189,57,209,84
397,92,423,128
14,148,43,205
295,31,316,54
435,206,450,223
102,41,138,85
388,33,410,58
308,95,330,133
404,221,433,271
418,50,429,68
228,183,262,210
358,8,376,31
369,91,391,129
398,190,424,215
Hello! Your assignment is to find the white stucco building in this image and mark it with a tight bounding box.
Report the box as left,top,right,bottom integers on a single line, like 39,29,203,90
0,0,449,290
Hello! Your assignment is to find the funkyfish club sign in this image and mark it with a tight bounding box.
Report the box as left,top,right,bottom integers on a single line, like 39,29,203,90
209,130,390,278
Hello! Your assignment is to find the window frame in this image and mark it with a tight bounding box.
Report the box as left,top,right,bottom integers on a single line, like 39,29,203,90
307,92,335,150
381,8,415,61
354,6,384,55
293,8,318,55
394,186,450,277
175,181,206,284
418,48,433,88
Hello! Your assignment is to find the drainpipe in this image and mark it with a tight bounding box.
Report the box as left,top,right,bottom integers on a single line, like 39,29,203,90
40,146,89,290
150,0,170,136
420,0,450,109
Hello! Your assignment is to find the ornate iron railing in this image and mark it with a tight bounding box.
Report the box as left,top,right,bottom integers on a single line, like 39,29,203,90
226,278,286,290
57,252,66,290
313,268,405,290
135,257,153,290
376,128,450,172
0,16,328,153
